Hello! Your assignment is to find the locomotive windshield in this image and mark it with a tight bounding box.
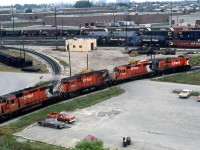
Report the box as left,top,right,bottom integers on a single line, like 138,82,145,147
113,67,119,72
0,97,7,104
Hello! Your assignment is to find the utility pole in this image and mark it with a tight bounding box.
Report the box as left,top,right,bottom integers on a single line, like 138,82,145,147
126,21,128,44
150,24,153,60
68,49,72,77
55,7,58,49
87,54,89,70
11,5,14,30
62,19,63,34
171,2,173,28
22,36,25,59
0,23,2,46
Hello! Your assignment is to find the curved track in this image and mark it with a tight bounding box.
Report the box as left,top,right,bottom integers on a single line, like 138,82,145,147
2,46,61,75
1,46,61,87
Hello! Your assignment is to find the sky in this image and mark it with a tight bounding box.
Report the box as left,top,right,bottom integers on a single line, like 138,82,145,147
0,0,174,6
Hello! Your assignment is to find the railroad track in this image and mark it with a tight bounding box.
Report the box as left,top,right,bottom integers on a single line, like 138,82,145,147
2,46,62,86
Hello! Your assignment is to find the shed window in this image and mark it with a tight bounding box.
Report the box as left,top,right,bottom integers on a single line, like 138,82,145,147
79,45,82,48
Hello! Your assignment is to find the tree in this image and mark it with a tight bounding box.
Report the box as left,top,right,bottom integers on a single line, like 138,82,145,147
74,1,93,8
25,8,32,13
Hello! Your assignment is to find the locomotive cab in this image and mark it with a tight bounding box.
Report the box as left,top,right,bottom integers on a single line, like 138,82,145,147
0,97,6,114
113,66,127,80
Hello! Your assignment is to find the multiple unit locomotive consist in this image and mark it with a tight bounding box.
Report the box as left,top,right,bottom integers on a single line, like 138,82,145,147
0,55,190,121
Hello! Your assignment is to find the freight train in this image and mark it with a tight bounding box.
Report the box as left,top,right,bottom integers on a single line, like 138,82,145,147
0,55,190,121
1,27,200,47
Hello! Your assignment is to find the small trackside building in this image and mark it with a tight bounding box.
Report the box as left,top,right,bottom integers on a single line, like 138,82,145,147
65,38,97,52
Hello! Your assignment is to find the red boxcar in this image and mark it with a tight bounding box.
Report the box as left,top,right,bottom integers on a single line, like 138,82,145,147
170,40,200,48
0,84,53,119
57,69,110,98
111,60,153,81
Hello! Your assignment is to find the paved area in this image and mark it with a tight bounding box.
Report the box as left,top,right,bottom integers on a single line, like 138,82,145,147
14,80,200,150
0,72,53,95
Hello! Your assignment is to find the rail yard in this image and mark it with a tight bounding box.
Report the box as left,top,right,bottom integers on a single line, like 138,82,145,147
1,18,200,150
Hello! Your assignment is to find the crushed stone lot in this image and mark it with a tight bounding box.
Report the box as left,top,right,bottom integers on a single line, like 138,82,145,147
15,80,200,150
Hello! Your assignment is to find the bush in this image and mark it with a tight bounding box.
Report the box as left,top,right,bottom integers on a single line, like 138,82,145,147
74,140,109,150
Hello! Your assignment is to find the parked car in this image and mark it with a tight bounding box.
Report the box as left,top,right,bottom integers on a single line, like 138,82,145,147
83,135,97,142
197,95,200,101
47,111,76,123
38,118,68,129
178,89,192,98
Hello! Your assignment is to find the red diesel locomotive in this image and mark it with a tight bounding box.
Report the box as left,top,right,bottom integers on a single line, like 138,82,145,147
57,69,111,98
0,55,191,121
151,55,190,74
0,84,54,120
111,55,190,81
111,60,153,81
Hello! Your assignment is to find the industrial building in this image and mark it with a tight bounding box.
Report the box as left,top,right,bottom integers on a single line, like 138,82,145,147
171,13,200,27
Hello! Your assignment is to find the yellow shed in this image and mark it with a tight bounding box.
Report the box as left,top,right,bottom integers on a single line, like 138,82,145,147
65,38,97,52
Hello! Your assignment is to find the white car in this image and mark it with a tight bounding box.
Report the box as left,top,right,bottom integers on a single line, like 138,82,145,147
178,89,192,98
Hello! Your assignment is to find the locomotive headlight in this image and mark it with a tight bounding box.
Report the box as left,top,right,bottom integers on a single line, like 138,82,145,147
187,60,190,65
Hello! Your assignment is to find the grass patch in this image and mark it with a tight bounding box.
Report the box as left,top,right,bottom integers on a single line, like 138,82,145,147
0,135,67,150
152,71,200,85
173,89,200,96
190,55,200,66
53,56,68,67
0,50,48,73
0,87,124,149
0,87,124,135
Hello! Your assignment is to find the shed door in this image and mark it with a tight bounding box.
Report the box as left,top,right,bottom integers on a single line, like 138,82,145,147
91,43,94,50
